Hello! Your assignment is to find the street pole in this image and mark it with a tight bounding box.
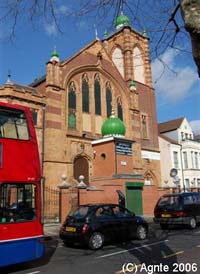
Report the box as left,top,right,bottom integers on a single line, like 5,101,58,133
180,145,186,192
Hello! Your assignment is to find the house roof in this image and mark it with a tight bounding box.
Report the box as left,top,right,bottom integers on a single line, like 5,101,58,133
159,134,180,145
158,117,185,134
30,75,46,87
194,135,200,141
1,82,42,97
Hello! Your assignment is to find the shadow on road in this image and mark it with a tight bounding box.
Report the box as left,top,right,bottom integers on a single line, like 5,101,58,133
117,224,187,274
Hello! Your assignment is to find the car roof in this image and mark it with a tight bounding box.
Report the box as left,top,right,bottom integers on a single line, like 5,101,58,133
79,203,122,207
162,192,199,198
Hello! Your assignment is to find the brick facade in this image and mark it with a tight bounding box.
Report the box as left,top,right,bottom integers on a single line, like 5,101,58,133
0,25,161,216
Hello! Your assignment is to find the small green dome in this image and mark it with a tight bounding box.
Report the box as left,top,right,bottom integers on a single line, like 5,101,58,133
115,12,131,29
103,30,109,38
129,80,136,90
101,112,126,137
51,48,59,58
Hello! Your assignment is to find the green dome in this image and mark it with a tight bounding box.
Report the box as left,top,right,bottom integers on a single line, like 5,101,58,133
101,113,126,137
51,48,59,58
115,12,131,29
103,30,109,38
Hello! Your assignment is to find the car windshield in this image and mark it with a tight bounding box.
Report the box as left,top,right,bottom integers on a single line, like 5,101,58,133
157,195,182,210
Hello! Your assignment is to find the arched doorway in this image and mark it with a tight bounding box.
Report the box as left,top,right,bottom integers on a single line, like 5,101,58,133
73,156,89,185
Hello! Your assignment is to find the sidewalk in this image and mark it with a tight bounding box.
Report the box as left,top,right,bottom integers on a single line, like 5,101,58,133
44,223,61,238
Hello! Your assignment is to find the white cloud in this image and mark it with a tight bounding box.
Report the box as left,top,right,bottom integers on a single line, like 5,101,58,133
190,120,200,134
43,5,71,36
152,48,198,102
44,22,58,36
55,5,71,15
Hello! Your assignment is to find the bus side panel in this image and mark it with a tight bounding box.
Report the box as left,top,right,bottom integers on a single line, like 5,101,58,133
0,237,44,267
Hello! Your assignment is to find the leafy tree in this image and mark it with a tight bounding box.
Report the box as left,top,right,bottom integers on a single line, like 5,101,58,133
0,0,199,76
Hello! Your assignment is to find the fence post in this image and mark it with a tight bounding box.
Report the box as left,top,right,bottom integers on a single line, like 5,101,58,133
58,175,71,223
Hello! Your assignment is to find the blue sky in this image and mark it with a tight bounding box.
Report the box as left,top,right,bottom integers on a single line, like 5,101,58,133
0,2,200,134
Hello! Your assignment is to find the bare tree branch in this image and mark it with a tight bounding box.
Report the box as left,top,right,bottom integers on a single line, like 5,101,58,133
0,0,199,76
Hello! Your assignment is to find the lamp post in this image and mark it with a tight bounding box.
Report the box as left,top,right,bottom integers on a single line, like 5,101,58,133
170,168,180,193
180,145,186,192
173,176,181,193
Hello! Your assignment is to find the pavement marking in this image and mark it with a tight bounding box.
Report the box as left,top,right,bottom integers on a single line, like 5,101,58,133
96,240,169,259
163,251,184,259
115,250,184,274
194,230,200,234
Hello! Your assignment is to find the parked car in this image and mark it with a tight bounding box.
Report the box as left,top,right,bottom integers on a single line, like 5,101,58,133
154,192,200,229
59,203,148,250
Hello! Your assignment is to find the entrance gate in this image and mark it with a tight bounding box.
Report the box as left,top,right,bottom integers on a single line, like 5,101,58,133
44,186,60,223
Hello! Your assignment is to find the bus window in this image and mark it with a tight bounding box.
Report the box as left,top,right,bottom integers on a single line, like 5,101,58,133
0,183,36,223
0,108,29,140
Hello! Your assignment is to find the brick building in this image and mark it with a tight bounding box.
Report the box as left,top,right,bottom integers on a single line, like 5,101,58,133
0,13,162,217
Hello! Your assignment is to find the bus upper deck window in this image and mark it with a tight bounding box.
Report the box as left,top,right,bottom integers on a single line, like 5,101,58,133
0,108,29,140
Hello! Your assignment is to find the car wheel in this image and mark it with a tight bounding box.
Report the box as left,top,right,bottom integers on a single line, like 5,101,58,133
88,232,104,250
160,224,168,230
188,217,196,229
136,225,147,240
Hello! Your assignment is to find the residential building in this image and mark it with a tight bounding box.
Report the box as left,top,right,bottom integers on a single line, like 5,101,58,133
159,117,200,191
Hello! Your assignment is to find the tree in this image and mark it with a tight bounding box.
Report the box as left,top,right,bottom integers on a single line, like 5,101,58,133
0,0,199,76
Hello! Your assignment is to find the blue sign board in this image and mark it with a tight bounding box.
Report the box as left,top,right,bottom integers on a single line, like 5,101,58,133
115,142,132,155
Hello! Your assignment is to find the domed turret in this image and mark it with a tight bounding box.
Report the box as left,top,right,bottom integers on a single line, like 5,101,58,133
114,11,131,30
101,110,126,138
50,46,60,63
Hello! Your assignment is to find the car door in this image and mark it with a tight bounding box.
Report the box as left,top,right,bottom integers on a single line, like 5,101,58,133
193,194,200,222
114,206,137,240
95,206,120,243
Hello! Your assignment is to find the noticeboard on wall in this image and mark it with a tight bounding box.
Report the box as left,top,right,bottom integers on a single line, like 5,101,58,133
115,142,132,155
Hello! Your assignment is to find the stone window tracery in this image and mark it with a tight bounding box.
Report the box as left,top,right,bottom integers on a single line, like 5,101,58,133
68,81,76,129
133,47,145,83
94,73,101,115
117,97,123,121
112,47,124,77
82,73,89,113
106,82,112,117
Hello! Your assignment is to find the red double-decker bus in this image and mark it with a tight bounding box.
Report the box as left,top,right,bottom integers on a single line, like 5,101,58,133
0,102,44,267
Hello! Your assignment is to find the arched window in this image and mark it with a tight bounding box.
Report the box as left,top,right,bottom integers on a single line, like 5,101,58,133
133,47,145,83
112,47,124,77
74,156,89,185
117,98,123,121
68,81,76,129
82,73,89,113
106,82,112,117
94,73,101,115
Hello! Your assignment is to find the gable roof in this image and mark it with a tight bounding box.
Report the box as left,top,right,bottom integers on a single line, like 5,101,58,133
159,134,180,145
158,117,185,134
1,82,42,97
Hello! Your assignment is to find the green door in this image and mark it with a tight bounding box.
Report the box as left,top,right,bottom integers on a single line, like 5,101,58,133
126,182,143,215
